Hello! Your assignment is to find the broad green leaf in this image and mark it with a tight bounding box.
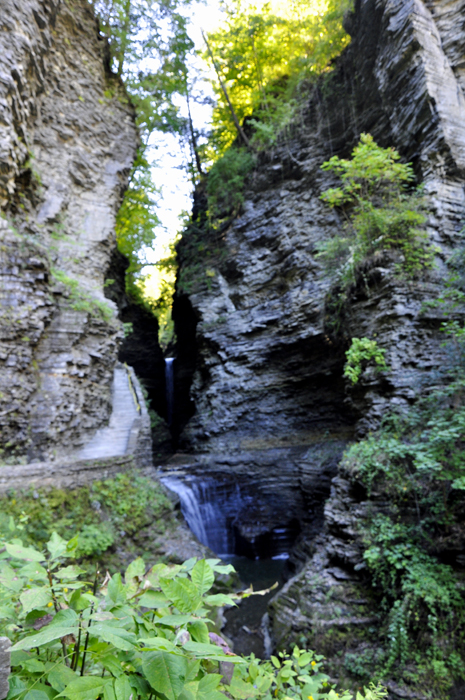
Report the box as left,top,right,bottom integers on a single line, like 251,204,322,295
47,533,68,560
142,651,188,700
100,654,125,678
0,563,24,592
103,685,116,700
180,558,197,572
198,674,223,695
58,676,106,700
114,676,132,700
185,659,201,683
89,623,136,651
11,610,78,650
210,564,234,575
11,625,77,651
204,594,235,606
6,543,44,562
187,621,209,644
6,676,26,700
20,587,52,614
10,650,31,667
191,561,214,596
157,614,207,627
69,591,94,612
55,566,86,580
228,675,258,700
28,684,56,700
139,636,177,652
23,658,46,673
50,609,79,626
160,578,201,613
24,690,50,700
108,574,126,604
138,590,168,608
182,642,244,663
47,665,78,693
125,558,145,588
19,563,48,581
127,675,150,696
297,652,312,667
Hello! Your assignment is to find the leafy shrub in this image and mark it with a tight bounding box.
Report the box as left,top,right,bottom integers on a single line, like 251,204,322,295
0,531,387,700
75,523,115,557
206,147,255,219
0,472,174,565
342,371,465,683
344,337,388,384
318,134,434,285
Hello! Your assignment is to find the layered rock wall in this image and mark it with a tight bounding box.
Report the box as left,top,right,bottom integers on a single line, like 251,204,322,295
172,0,465,553
0,0,139,463
173,0,465,690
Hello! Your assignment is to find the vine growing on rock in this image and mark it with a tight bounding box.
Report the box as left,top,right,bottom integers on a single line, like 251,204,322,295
341,325,465,692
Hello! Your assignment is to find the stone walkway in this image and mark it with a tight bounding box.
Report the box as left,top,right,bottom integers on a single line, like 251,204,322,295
79,365,140,460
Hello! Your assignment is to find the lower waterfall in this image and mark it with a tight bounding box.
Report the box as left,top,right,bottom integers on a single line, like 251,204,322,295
165,358,175,427
161,473,299,559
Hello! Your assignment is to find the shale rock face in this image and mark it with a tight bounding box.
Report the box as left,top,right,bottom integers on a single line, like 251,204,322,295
173,0,465,554
0,0,138,461
173,0,465,692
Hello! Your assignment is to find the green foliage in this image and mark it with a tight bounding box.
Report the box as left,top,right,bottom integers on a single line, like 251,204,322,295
0,472,174,566
318,134,434,284
204,0,353,156
115,152,162,303
344,337,388,384
342,369,465,683
50,269,113,322
0,531,386,700
142,244,178,347
207,147,255,219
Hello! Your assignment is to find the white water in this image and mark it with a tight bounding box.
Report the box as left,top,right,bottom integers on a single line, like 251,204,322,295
165,358,175,427
161,475,240,556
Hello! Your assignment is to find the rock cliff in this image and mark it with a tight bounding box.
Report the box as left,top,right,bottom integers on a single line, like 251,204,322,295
172,0,465,694
0,0,140,463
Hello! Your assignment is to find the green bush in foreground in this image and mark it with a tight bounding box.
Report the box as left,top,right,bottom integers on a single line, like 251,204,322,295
0,531,386,700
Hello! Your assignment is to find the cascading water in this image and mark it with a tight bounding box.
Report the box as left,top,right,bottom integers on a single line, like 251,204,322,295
161,473,299,559
161,475,240,556
165,358,175,427
161,472,300,658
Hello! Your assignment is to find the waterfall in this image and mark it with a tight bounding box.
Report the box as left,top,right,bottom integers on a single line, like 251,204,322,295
161,474,299,559
161,475,237,556
165,358,175,427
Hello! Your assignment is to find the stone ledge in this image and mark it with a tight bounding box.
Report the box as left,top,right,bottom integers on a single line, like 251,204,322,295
0,455,156,495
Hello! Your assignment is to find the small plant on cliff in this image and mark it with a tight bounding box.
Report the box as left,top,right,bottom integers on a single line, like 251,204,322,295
207,147,256,220
0,530,387,700
344,337,389,384
318,134,435,284
50,269,113,322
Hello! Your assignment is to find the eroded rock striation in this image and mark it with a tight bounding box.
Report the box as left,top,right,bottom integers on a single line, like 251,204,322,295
0,0,140,463
172,0,465,693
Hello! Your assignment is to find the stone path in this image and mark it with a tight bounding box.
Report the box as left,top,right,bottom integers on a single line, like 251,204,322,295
79,365,140,460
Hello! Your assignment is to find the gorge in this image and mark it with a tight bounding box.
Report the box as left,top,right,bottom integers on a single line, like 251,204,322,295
1,0,465,698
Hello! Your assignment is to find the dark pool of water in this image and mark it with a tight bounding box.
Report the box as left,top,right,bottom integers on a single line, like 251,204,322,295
222,555,289,658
